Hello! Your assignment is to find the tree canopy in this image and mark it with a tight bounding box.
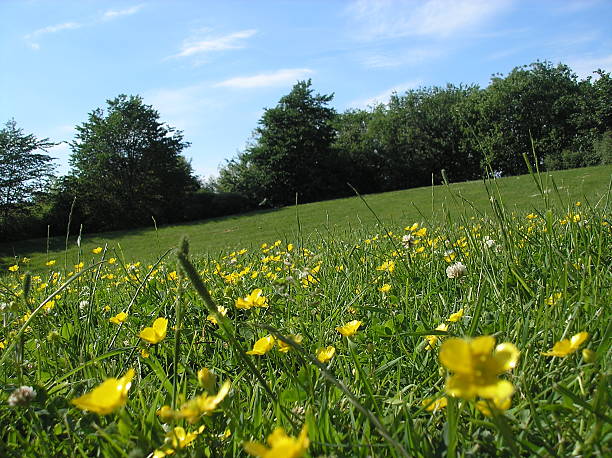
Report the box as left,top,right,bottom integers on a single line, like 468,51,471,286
218,80,339,206
0,119,55,238
67,95,199,230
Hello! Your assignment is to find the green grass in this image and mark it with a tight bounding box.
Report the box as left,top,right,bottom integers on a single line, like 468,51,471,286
1,165,610,273
0,165,611,456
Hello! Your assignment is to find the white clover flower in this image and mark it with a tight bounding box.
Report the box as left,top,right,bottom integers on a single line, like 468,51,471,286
8,386,37,407
483,236,496,248
446,262,467,279
401,234,415,248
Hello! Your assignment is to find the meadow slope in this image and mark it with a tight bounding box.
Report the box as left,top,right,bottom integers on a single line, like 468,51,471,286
1,165,610,273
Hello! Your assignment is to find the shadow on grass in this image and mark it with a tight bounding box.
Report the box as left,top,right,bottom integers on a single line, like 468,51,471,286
0,207,279,269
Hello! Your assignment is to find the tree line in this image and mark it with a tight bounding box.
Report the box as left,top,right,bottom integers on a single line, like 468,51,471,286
1,61,611,242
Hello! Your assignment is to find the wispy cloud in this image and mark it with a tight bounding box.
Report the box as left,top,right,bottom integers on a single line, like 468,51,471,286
346,0,513,41
361,48,442,68
24,4,144,49
25,21,83,44
348,79,423,108
171,29,257,59
103,4,145,21
214,68,314,89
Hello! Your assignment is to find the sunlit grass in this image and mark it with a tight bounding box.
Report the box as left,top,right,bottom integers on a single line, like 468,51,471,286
0,167,610,456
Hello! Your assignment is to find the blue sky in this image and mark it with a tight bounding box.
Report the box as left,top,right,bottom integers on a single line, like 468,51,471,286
2,0,611,179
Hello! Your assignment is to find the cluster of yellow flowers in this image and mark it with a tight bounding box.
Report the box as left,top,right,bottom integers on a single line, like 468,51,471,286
2,208,604,457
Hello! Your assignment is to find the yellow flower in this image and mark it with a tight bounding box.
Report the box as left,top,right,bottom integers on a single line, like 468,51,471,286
475,396,512,417
109,311,128,324
422,396,448,412
414,227,427,237
316,346,336,363
379,284,391,293
542,332,588,357
336,320,362,337
154,426,206,457
447,309,464,322
197,368,217,392
167,426,202,449
376,260,395,273
108,257,117,264
207,305,227,325
236,289,269,309
526,213,538,220
92,247,103,254
167,271,178,281
156,405,176,422
140,349,150,358
287,243,294,252
425,323,448,350
277,335,303,353
139,317,168,344
172,381,231,423
582,348,595,362
405,223,419,231
8,265,19,272
43,300,55,312
46,260,56,266
244,425,309,458
71,368,135,415
246,335,276,355
545,292,562,306
440,336,519,400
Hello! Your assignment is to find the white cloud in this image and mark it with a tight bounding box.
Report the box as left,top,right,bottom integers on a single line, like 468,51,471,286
566,54,612,79
349,79,423,108
214,68,314,89
25,21,83,40
346,0,513,40
171,29,257,58
362,48,442,68
103,4,145,20
24,5,144,49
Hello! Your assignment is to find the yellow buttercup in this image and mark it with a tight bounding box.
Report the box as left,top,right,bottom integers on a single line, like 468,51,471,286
139,317,168,344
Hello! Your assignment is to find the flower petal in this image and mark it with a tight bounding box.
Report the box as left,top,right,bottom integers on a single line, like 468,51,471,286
570,332,588,349
445,374,478,399
470,336,496,355
440,338,472,374
492,343,520,373
476,379,515,400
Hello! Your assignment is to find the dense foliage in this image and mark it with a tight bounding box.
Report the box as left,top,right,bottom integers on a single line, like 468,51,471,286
63,95,200,230
217,62,611,205
0,120,55,240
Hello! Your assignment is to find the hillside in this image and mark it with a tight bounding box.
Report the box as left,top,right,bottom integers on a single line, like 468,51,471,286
1,165,610,272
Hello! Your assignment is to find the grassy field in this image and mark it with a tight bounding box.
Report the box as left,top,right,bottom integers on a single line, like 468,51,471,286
1,165,610,273
1,166,611,456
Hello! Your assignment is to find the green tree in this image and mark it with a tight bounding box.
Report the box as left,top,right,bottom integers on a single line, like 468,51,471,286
0,119,55,237
242,80,339,205
68,95,199,230
473,61,582,175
